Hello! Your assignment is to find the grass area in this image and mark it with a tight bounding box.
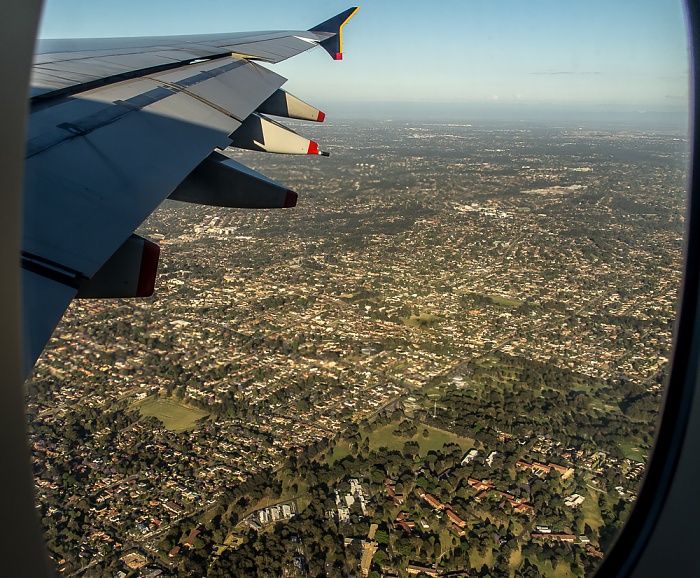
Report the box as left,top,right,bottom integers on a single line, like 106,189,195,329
589,398,606,412
473,355,501,369
527,556,576,578
199,507,221,526
618,439,649,462
439,528,455,561
233,472,310,521
276,471,309,503
421,384,446,398
296,495,313,514
241,494,293,521
437,378,484,396
509,549,523,575
468,547,494,570
326,424,473,465
368,423,474,455
580,489,604,535
237,471,310,521
223,533,244,548
542,560,574,577
489,295,525,307
401,313,441,329
589,397,622,415
325,441,351,466
134,397,209,432
458,291,525,308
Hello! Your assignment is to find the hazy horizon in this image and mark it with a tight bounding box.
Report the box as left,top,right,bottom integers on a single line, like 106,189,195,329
39,1,690,116
319,101,690,131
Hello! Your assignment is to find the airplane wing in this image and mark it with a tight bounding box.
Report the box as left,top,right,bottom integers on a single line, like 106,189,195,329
22,7,360,376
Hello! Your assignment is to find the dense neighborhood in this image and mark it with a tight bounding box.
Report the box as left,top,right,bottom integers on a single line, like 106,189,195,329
27,119,686,576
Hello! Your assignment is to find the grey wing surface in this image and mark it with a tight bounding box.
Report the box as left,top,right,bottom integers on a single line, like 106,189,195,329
23,7,359,376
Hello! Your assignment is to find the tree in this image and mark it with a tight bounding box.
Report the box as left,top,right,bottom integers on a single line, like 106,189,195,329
370,468,386,484
373,549,388,567
375,530,389,546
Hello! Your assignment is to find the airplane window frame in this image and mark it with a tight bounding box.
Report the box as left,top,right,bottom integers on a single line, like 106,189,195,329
593,1,699,576
0,1,698,576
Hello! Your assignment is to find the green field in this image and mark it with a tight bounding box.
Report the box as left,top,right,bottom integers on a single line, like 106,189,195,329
401,313,441,329
489,295,525,307
473,355,501,369
468,547,494,570
509,547,523,574
326,423,474,466
539,560,575,577
618,439,649,462
580,489,604,534
589,398,612,413
276,471,309,503
368,423,474,455
325,442,351,466
134,397,209,432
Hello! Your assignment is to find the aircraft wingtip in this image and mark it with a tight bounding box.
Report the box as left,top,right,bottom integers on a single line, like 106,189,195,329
310,7,359,61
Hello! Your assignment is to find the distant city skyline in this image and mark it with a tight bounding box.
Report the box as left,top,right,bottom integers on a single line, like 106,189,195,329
38,1,690,121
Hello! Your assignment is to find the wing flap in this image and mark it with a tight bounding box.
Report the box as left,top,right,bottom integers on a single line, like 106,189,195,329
146,58,283,122
25,59,287,275
23,56,285,370
23,8,360,376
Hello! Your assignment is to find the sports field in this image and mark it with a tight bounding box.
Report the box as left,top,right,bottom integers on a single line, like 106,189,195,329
134,397,209,432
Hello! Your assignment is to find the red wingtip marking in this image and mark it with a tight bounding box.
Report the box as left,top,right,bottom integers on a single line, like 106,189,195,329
334,52,343,60
317,111,326,122
307,141,319,155
137,240,160,297
284,190,298,208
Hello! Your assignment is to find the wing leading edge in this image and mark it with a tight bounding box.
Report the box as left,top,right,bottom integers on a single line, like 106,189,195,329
23,7,360,376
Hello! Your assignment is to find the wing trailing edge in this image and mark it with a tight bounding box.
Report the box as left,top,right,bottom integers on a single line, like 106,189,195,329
22,8,358,375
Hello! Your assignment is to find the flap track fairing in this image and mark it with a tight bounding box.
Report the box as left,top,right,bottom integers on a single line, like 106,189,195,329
257,89,325,122
168,152,297,209
229,112,329,156
76,234,159,299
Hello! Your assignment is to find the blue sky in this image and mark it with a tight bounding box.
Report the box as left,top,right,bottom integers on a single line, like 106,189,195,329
39,1,689,118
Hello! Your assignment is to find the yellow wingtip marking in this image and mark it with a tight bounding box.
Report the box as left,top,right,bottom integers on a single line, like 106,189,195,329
338,7,360,56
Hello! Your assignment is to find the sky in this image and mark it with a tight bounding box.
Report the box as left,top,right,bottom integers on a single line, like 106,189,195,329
38,1,690,122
